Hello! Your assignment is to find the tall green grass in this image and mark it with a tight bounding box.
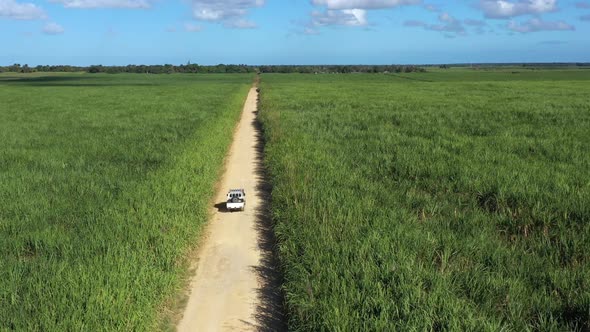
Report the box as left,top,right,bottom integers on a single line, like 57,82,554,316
0,73,253,330
259,71,590,331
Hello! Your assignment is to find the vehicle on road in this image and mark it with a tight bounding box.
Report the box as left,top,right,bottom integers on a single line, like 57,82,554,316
226,189,246,211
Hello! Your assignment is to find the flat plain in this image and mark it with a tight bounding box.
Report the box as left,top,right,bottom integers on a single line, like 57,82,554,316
259,69,590,331
0,73,252,330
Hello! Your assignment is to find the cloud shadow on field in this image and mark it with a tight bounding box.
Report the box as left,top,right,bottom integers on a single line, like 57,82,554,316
250,89,288,331
0,75,157,87
389,73,433,82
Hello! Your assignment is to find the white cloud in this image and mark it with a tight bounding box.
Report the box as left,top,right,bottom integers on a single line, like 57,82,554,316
305,0,421,31
480,0,557,19
311,0,420,10
439,12,453,22
578,2,590,21
50,0,150,8
224,19,257,29
303,27,320,34
404,19,425,27
0,0,46,20
464,18,488,33
464,18,486,26
183,22,202,32
423,4,439,12
311,8,368,26
404,12,466,35
507,17,574,32
43,22,64,34
191,0,263,28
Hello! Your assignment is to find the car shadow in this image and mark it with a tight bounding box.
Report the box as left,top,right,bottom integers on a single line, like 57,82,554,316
213,202,232,213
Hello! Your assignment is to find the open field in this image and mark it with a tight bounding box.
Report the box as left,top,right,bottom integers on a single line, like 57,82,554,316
0,73,253,330
259,70,590,330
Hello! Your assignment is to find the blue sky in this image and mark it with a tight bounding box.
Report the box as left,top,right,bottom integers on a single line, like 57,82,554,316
1,0,589,65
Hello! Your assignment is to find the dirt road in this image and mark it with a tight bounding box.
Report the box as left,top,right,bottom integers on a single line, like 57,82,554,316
177,87,284,331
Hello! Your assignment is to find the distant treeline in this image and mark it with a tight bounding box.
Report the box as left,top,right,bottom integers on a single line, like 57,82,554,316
1,63,587,74
434,62,590,68
258,65,425,73
0,63,425,74
0,63,255,74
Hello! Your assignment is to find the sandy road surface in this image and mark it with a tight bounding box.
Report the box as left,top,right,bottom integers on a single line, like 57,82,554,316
177,87,284,332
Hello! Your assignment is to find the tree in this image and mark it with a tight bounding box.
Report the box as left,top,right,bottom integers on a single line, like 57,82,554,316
88,65,102,73
21,64,32,73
